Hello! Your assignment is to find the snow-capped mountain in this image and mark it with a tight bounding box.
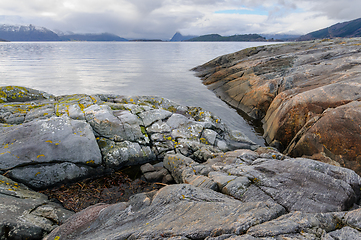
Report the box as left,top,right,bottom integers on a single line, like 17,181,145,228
0,24,60,41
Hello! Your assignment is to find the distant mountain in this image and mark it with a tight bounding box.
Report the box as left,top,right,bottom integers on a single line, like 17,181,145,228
59,33,128,41
186,33,267,42
298,18,361,41
170,32,198,41
0,24,60,41
262,34,301,41
0,24,128,42
128,39,162,42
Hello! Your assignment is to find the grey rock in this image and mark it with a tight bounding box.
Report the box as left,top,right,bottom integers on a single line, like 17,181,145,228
84,104,127,141
8,162,94,189
171,121,203,140
167,113,190,129
140,163,156,173
0,115,102,171
207,235,259,240
147,120,171,133
164,154,219,191
165,149,361,213
162,174,174,184
138,109,173,127
163,154,198,184
44,184,285,240
0,175,47,200
201,129,218,145
143,168,169,182
24,103,55,122
344,208,361,230
247,211,341,238
326,226,361,240
102,140,156,168
0,175,74,240
0,86,53,103
67,104,85,120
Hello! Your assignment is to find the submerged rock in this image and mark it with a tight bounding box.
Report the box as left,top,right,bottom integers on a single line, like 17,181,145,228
193,38,361,175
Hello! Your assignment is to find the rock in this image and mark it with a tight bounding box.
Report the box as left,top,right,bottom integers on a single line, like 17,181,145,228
7,162,96,190
326,226,361,239
247,211,342,238
140,163,156,173
193,38,361,174
138,109,173,127
85,104,143,142
286,100,361,173
143,168,169,182
0,115,101,170
0,115,102,189
101,140,156,168
0,86,53,103
44,184,285,240
164,149,361,213
0,175,74,240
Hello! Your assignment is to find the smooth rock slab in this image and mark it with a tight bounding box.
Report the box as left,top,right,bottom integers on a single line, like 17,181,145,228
0,115,102,170
44,184,285,240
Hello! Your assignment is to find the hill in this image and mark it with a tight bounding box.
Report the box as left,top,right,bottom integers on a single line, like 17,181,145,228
298,17,361,41
0,24,60,41
186,33,266,42
170,32,198,41
59,33,128,41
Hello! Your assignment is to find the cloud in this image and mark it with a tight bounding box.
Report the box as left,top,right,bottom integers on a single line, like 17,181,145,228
0,0,360,39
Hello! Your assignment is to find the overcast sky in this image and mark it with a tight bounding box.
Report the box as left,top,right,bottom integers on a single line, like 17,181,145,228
0,0,359,39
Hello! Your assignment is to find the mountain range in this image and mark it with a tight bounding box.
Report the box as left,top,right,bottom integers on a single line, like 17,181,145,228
1,17,361,42
185,33,267,42
297,17,361,41
0,24,128,42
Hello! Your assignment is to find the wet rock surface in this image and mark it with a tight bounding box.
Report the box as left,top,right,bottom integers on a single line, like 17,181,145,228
192,38,361,175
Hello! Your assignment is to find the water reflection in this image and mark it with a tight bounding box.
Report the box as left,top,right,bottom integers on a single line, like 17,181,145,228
0,41,276,145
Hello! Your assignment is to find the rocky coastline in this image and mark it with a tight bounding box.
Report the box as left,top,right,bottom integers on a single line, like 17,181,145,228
1,38,361,240
192,38,361,176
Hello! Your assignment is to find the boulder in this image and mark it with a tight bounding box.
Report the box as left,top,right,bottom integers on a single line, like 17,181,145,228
0,115,101,170
193,38,361,174
0,175,73,240
0,115,102,189
0,85,53,103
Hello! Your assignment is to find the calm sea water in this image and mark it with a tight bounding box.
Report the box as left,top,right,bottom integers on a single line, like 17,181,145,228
0,41,275,145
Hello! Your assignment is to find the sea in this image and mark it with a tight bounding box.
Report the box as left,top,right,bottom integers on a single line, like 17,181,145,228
0,41,276,145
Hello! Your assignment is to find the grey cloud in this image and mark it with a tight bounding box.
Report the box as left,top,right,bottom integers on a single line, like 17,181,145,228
0,0,360,39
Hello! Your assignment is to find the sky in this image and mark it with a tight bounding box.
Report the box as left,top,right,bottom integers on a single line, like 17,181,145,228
0,0,360,40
